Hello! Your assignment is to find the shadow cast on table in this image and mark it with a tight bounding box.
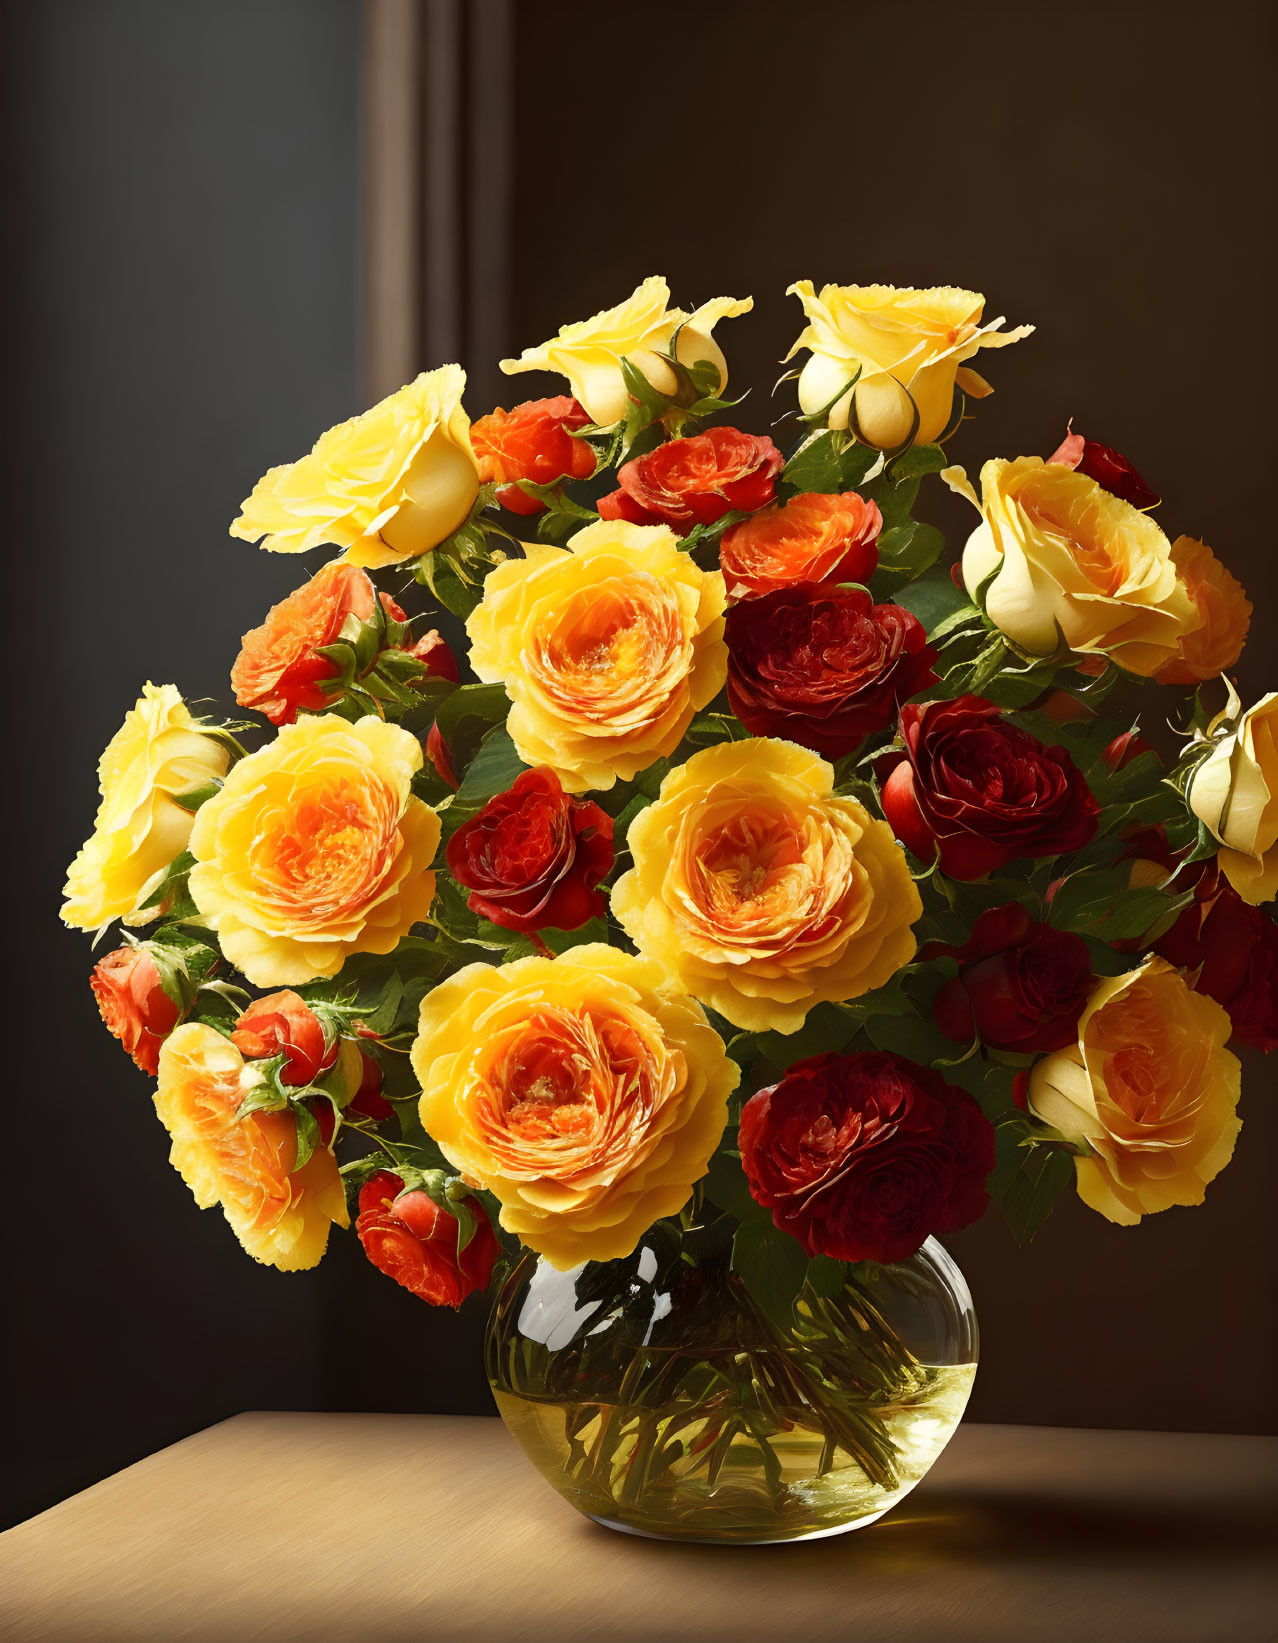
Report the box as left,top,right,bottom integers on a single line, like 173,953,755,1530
579,1485,1274,1577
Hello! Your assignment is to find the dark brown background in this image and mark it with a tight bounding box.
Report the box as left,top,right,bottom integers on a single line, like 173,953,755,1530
5,0,1275,1530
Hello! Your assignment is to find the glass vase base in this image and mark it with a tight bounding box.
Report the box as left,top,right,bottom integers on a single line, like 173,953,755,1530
585,1508,891,1546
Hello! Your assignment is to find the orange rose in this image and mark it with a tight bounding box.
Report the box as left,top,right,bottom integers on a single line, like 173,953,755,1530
91,946,180,1076
189,715,440,986
470,396,594,515
232,991,336,1086
719,492,883,600
155,1023,349,1269
231,561,379,725
1154,536,1251,685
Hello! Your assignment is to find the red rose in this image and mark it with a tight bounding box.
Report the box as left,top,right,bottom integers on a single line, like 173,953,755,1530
232,991,335,1086
719,491,881,600
356,1171,500,1307
446,767,614,934
91,946,180,1076
725,586,937,757
739,1052,995,1264
425,721,458,790
1153,862,1278,1052
929,903,1092,1053
597,427,783,532
1048,427,1159,510
471,396,595,515
881,696,1100,879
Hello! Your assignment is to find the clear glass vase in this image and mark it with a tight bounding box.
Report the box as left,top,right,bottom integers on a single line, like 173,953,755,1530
485,1218,977,1544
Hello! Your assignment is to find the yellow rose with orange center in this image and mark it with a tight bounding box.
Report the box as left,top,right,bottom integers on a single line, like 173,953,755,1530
466,518,727,793
1027,959,1241,1226
612,739,922,1034
1187,691,1278,905
230,366,481,569
945,456,1198,676
1154,536,1251,684
500,275,752,428
189,715,440,986
62,683,230,932
156,1024,349,1269
786,280,1033,449
412,946,736,1270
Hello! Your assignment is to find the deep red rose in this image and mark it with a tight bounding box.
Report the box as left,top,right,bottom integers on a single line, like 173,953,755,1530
726,586,938,757
1153,862,1278,1052
445,767,614,934
929,903,1092,1053
1048,428,1159,510
471,396,595,515
881,696,1100,879
356,1171,500,1307
739,1052,995,1264
91,946,180,1076
597,426,783,532
232,991,335,1086
347,1051,394,1120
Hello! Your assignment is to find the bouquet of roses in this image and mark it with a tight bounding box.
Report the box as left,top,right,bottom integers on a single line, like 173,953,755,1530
64,275,1274,1334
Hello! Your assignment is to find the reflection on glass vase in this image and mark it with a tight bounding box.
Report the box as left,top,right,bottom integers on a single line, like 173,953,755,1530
486,1218,977,1544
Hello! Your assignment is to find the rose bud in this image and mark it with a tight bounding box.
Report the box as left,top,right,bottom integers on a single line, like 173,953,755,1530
404,629,459,682
1153,862,1278,1053
347,1051,394,1120
446,767,614,934
1048,427,1159,510
91,946,180,1076
356,1171,500,1307
726,585,937,758
471,396,595,515
719,492,881,600
425,720,458,789
739,1051,995,1264
597,427,783,533
881,696,1099,879
231,561,380,726
929,904,1092,1054
232,991,336,1086
1102,727,1157,771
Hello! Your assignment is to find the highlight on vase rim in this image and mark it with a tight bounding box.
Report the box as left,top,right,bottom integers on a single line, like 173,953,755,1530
63,274,1274,1535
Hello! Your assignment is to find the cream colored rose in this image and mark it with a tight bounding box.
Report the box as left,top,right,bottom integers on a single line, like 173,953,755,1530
188,714,440,986
786,281,1032,449
1188,691,1278,904
62,683,230,932
230,366,481,569
412,946,736,1270
499,276,752,427
612,739,922,1034
1028,959,1241,1226
945,457,1198,675
465,518,727,793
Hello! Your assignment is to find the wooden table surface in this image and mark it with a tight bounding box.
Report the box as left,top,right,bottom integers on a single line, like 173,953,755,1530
2,1413,1275,1643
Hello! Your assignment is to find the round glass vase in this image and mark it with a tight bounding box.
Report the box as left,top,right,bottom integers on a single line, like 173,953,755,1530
485,1219,977,1544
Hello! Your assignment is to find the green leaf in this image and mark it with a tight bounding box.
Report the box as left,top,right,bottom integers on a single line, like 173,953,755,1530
430,682,512,789
438,724,528,842
990,1121,1075,1244
755,1001,861,1073
130,851,198,923
703,1145,767,1225
893,570,977,635
873,520,946,586
731,1217,810,1332
887,443,948,481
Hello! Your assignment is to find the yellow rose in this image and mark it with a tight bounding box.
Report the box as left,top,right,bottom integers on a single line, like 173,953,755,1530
229,366,481,569
1154,536,1251,685
1188,691,1278,904
945,457,1198,675
612,739,922,1034
466,518,727,793
62,683,230,932
1027,959,1241,1226
500,275,753,427
412,946,736,1270
786,280,1033,449
189,714,440,986
156,1023,349,1270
